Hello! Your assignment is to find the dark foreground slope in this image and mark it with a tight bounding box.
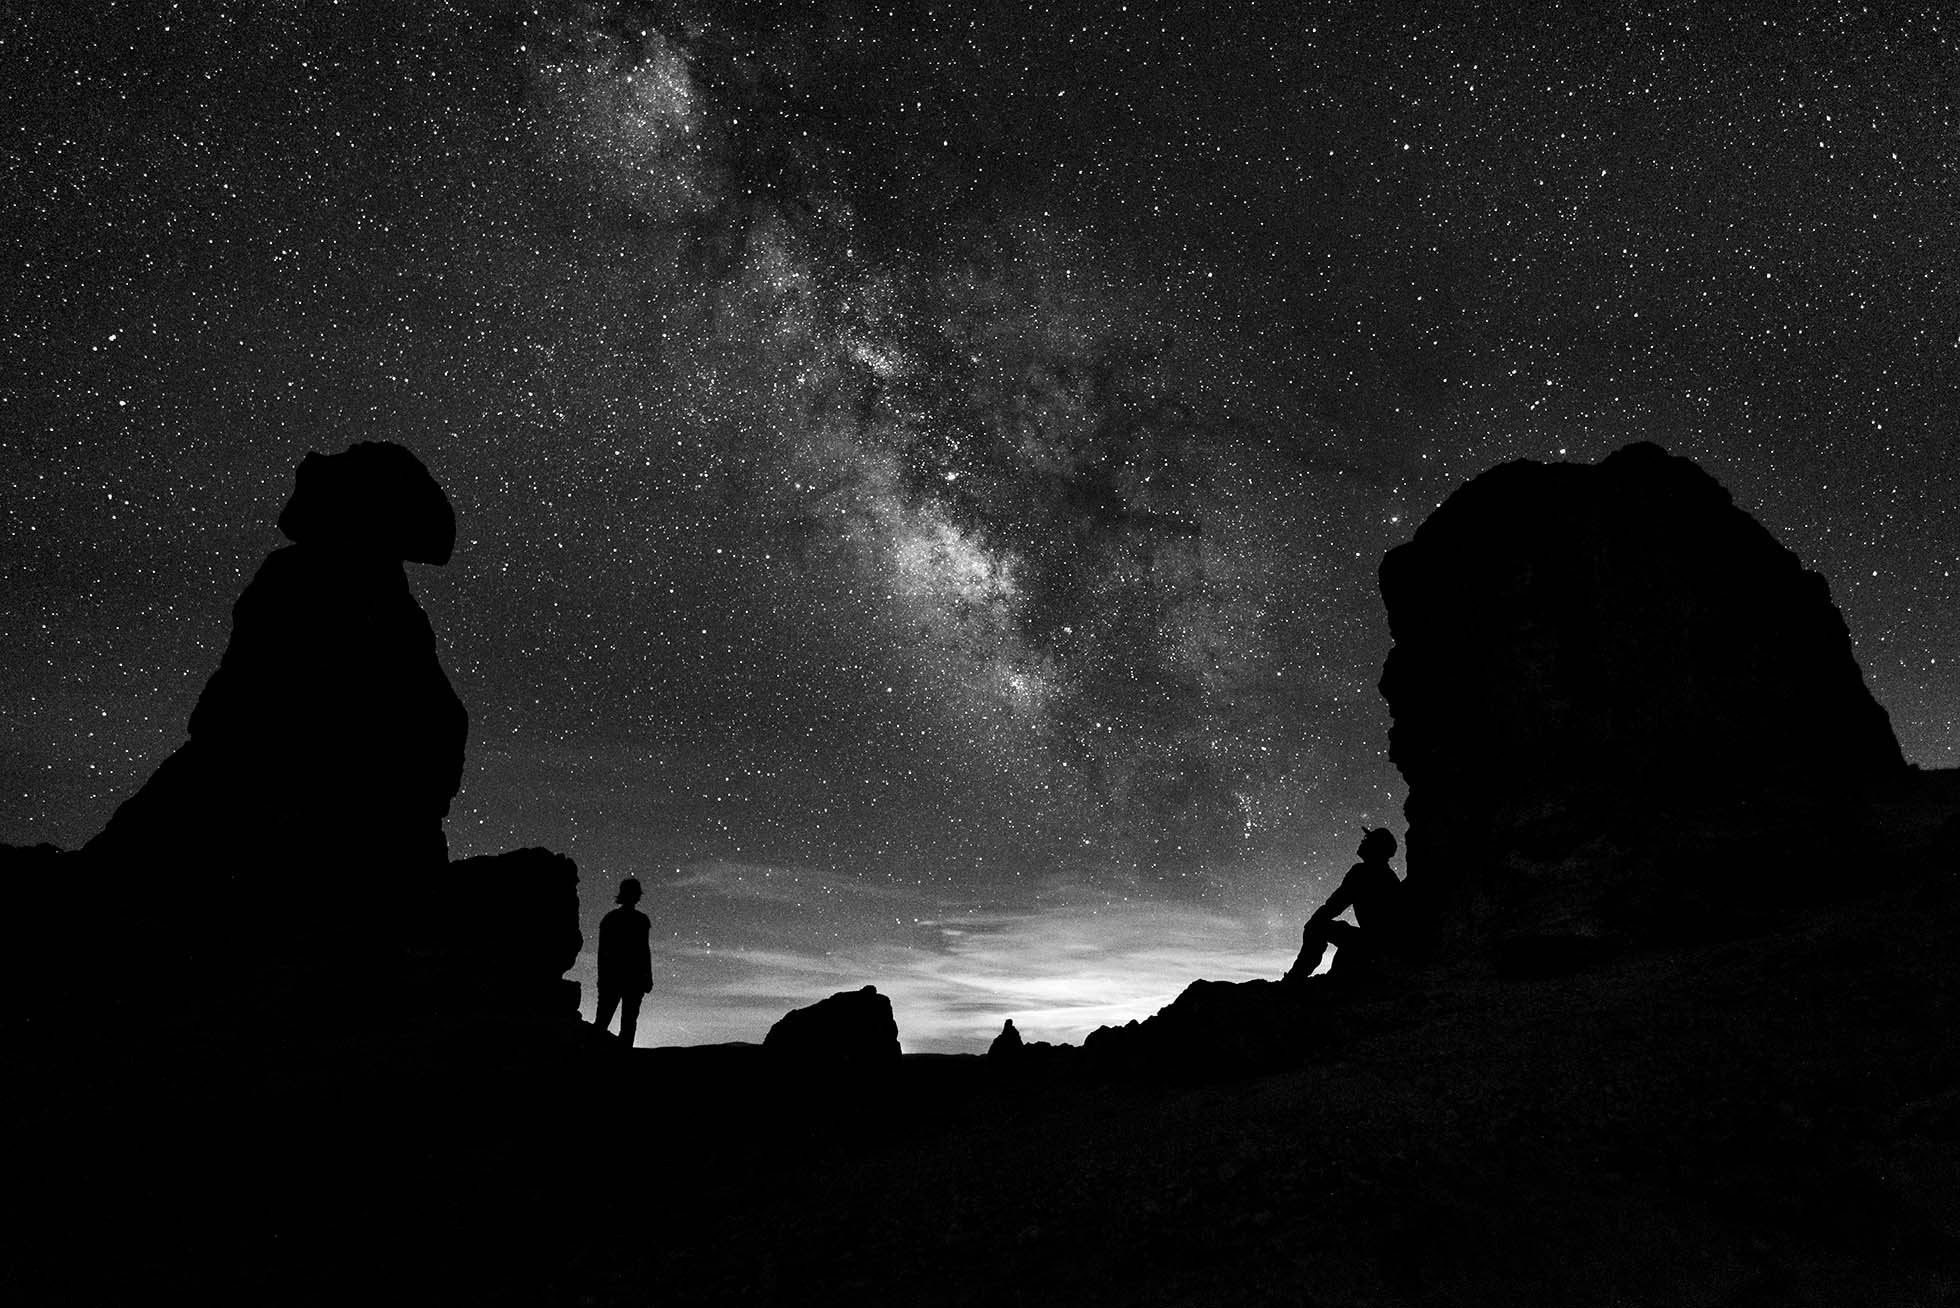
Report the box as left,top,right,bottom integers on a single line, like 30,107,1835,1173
560,875,1957,1308
14,852,1952,1306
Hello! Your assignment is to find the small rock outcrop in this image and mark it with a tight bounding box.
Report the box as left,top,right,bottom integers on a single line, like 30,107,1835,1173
987,1018,1024,1059
1378,441,1909,952
428,848,585,1017
764,985,901,1068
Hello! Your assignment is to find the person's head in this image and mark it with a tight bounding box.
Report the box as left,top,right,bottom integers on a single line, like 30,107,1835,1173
1358,828,1397,862
616,877,643,906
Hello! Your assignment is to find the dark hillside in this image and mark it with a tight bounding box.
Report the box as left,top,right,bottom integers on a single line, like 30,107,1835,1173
572,878,1958,1306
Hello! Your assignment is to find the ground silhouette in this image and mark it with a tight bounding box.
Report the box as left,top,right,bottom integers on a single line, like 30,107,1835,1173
590,881,1958,1306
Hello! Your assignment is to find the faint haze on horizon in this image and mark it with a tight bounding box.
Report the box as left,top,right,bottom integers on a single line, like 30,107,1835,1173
563,873,1311,1053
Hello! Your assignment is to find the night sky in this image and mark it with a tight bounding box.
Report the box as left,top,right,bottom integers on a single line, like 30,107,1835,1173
5,2,1955,1051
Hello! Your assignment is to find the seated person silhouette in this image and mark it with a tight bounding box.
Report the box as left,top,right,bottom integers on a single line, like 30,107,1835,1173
595,877,653,1045
1291,828,1406,982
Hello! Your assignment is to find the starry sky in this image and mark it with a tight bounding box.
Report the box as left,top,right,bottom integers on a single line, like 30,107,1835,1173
5,2,1955,1051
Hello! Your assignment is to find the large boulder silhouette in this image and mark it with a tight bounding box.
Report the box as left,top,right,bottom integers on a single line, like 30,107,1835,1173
428,848,585,1017
1378,442,1908,953
764,985,901,1069
84,441,469,1010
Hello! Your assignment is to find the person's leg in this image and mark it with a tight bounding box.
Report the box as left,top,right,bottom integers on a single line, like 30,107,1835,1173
1323,920,1374,977
594,988,620,1035
617,992,644,1047
1285,917,1335,982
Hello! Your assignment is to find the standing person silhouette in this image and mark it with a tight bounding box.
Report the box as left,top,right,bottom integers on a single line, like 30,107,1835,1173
594,877,653,1046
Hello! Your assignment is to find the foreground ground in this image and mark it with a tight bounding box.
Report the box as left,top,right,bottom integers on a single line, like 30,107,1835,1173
567,884,1957,1307
14,879,1954,1306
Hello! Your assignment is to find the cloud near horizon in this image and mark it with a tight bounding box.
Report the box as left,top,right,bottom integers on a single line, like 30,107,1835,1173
570,866,1309,1052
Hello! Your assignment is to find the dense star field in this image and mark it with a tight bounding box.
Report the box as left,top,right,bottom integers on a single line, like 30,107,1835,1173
4,2,1955,1049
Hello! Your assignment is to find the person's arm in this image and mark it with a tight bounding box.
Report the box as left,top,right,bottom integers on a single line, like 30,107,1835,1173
1313,868,1359,924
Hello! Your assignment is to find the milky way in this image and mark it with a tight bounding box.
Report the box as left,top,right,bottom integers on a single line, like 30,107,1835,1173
5,3,1953,1048
498,1,1396,892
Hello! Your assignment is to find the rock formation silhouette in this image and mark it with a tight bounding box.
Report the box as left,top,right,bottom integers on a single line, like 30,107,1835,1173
431,848,585,1018
42,441,595,1048
84,442,467,1009
764,984,901,1069
988,1018,1024,1059
16,444,600,1303
1378,441,1909,955
1087,442,1950,1072
276,440,457,565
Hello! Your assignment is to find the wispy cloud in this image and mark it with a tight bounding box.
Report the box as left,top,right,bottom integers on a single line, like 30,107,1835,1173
664,859,924,905
576,885,1303,1053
